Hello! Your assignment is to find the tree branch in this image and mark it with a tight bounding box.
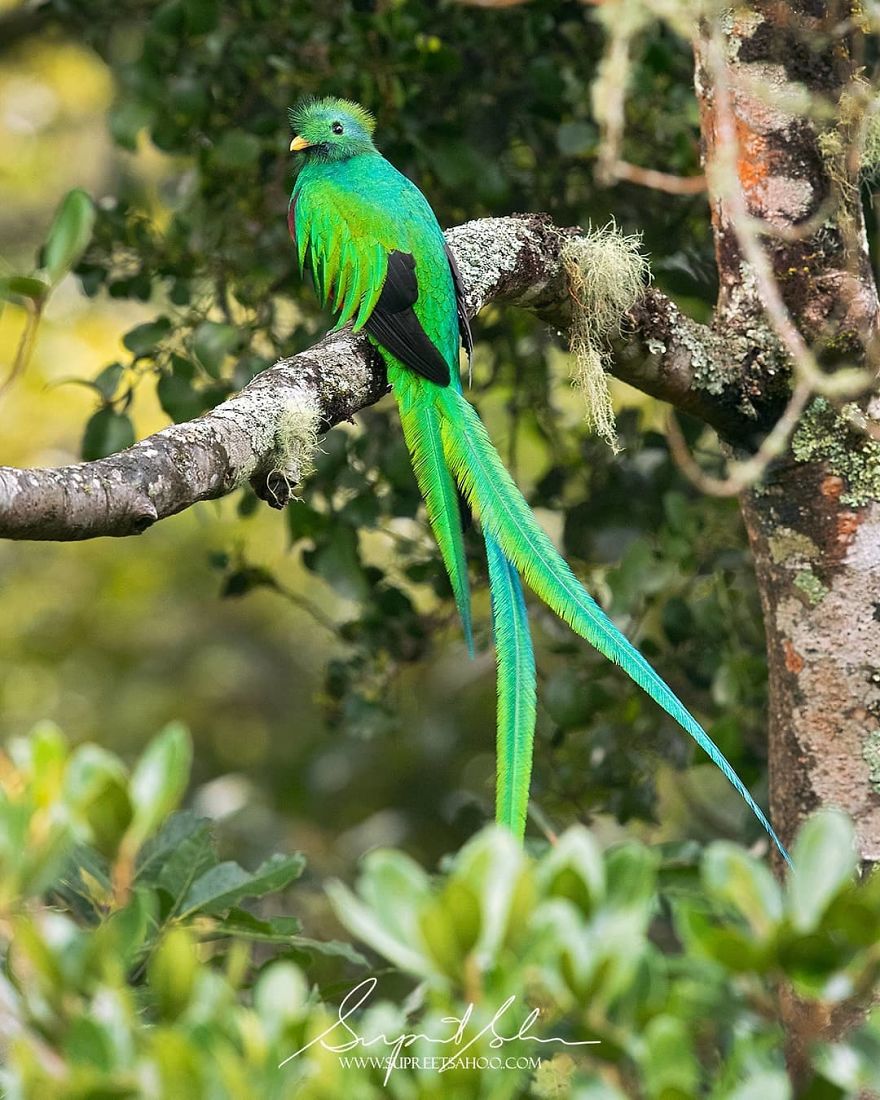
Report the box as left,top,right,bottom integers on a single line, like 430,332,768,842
612,287,789,442
0,214,773,541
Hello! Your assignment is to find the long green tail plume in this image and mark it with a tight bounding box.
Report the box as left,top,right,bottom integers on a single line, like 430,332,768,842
394,372,535,833
486,533,536,839
397,396,474,656
437,387,792,867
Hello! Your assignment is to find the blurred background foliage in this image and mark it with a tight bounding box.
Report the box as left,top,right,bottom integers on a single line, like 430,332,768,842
0,0,766,890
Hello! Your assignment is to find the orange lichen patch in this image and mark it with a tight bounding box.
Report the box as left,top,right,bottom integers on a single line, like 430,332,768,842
784,639,805,674
734,115,770,206
820,475,845,499
836,511,860,549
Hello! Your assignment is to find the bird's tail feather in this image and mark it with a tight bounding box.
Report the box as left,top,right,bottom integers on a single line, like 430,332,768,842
485,533,536,839
397,397,474,656
395,375,535,836
437,387,791,867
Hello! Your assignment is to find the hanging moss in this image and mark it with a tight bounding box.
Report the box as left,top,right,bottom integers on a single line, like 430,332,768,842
270,398,320,488
560,224,649,452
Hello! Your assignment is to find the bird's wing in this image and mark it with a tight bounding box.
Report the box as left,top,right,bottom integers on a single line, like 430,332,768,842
362,251,450,386
290,178,452,387
444,242,473,366
290,183,388,331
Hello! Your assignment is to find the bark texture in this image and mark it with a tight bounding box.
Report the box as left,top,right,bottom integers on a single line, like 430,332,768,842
693,1,880,867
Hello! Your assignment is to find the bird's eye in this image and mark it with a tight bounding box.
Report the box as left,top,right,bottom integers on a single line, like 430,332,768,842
331,121,344,135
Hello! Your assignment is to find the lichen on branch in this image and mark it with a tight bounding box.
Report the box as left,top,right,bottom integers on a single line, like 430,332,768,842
792,398,880,507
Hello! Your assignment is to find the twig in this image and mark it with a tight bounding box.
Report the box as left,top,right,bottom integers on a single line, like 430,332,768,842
0,301,41,396
665,379,812,497
742,200,837,244
705,29,875,401
610,160,707,196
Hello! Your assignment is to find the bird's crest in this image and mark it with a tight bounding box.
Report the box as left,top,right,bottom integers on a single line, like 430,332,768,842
288,97,376,137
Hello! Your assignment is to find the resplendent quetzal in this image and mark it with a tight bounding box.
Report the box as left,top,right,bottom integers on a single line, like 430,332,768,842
287,97,790,865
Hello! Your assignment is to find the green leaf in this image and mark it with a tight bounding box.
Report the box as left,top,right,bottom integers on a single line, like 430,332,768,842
703,842,783,937
453,827,532,967
327,849,436,975
157,369,202,423
178,852,305,917
64,744,132,858
93,362,125,401
0,275,50,303
327,877,435,978
253,961,309,1023
63,1015,115,1071
135,810,212,886
419,879,481,979
155,820,216,902
125,723,193,849
148,927,198,1020
788,811,857,932
642,1015,699,1099
25,721,67,797
192,320,239,376
123,316,171,357
44,189,96,285
536,825,605,914
777,930,849,990
81,408,135,460
604,843,657,913
287,502,329,543
96,887,156,970
210,911,366,964
286,934,368,967
210,907,302,942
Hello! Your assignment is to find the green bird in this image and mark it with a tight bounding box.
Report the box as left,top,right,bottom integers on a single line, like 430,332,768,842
287,96,790,866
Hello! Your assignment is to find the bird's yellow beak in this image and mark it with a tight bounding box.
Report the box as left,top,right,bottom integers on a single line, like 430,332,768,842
290,135,311,152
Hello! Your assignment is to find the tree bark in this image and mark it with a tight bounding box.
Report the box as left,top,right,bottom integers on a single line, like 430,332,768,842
693,1,880,868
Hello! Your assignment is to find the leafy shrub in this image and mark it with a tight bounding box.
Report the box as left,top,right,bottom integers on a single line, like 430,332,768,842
0,723,877,1098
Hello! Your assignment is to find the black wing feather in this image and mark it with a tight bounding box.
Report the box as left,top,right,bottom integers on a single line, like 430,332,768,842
364,250,451,387
444,243,473,364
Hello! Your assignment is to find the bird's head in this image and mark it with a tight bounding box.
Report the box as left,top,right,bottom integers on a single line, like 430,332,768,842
288,97,377,162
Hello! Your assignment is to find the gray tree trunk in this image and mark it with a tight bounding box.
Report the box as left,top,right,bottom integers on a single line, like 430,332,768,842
692,1,880,867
